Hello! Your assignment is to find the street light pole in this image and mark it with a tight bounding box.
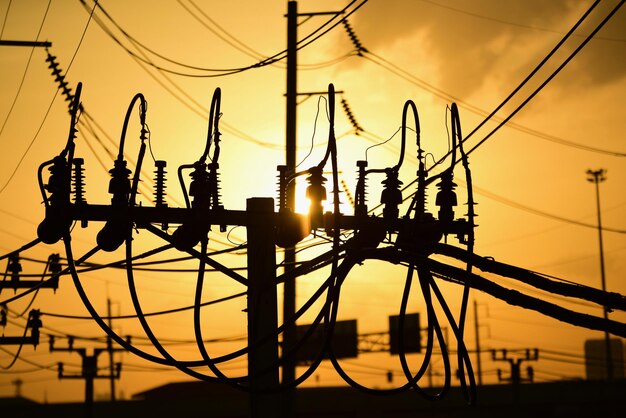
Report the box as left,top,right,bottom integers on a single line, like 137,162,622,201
586,168,613,381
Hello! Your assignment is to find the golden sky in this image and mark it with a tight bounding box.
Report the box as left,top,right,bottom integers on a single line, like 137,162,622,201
0,0,625,403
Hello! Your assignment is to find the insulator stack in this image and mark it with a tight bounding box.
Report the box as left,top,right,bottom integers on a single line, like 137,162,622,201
107,160,132,206
153,160,167,208
189,162,210,208
341,180,355,210
47,253,62,290
381,169,403,222
72,158,87,205
8,253,22,283
208,162,226,232
46,156,71,206
306,167,327,225
342,20,367,55
153,160,168,230
276,165,288,211
72,158,88,227
27,310,42,347
45,51,74,106
208,162,223,210
341,98,364,134
414,157,428,219
355,160,368,217
48,254,61,275
435,170,457,224
464,198,478,230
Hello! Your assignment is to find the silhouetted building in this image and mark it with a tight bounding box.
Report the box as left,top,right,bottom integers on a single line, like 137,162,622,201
3,379,626,417
584,338,625,380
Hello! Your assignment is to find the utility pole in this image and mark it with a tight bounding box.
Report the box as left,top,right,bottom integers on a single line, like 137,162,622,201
283,3,343,416
34,56,475,417
107,299,116,401
283,4,298,405
50,336,123,418
473,299,482,386
493,348,538,403
12,378,23,397
247,198,281,418
586,168,613,381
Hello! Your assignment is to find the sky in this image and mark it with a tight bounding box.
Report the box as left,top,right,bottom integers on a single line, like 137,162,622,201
0,0,625,404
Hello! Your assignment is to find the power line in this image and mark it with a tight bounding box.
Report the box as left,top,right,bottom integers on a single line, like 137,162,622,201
41,292,246,320
0,0,13,39
463,180,626,234
82,0,365,77
0,0,52,140
0,0,98,195
418,0,626,43
462,0,626,159
343,6,626,158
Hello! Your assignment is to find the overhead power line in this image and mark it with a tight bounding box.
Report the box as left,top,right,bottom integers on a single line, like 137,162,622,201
0,0,97,195
82,0,367,77
342,7,626,158
418,0,626,43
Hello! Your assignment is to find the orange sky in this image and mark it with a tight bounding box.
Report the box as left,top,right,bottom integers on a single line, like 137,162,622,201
0,0,625,403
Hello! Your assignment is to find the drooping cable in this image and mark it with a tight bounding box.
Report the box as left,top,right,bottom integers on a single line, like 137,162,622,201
450,102,476,402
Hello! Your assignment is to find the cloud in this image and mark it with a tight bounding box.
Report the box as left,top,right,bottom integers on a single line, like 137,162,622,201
345,0,626,98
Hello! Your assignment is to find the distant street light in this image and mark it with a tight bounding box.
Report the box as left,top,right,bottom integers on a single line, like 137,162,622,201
586,168,612,381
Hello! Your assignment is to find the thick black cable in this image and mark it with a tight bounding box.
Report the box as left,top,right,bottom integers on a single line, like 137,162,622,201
191,236,244,384
396,264,451,400
433,243,626,312
64,240,218,367
425,268,476,404
145,224,247,285
450,102,475,399
123,228,231,382
325,253,437,396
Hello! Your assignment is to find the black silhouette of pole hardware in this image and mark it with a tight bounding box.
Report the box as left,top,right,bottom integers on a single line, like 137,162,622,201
50,335,125,418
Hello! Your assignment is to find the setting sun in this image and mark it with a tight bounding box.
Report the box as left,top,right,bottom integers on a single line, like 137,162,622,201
1,2,625,417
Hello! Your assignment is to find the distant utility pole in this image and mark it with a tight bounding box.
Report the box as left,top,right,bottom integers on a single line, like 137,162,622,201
50,336,123,418
493,348,538,403
493,348,538,385
12,378,23,397
107,299,116,402
473,300,482,386
586,168,613,381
